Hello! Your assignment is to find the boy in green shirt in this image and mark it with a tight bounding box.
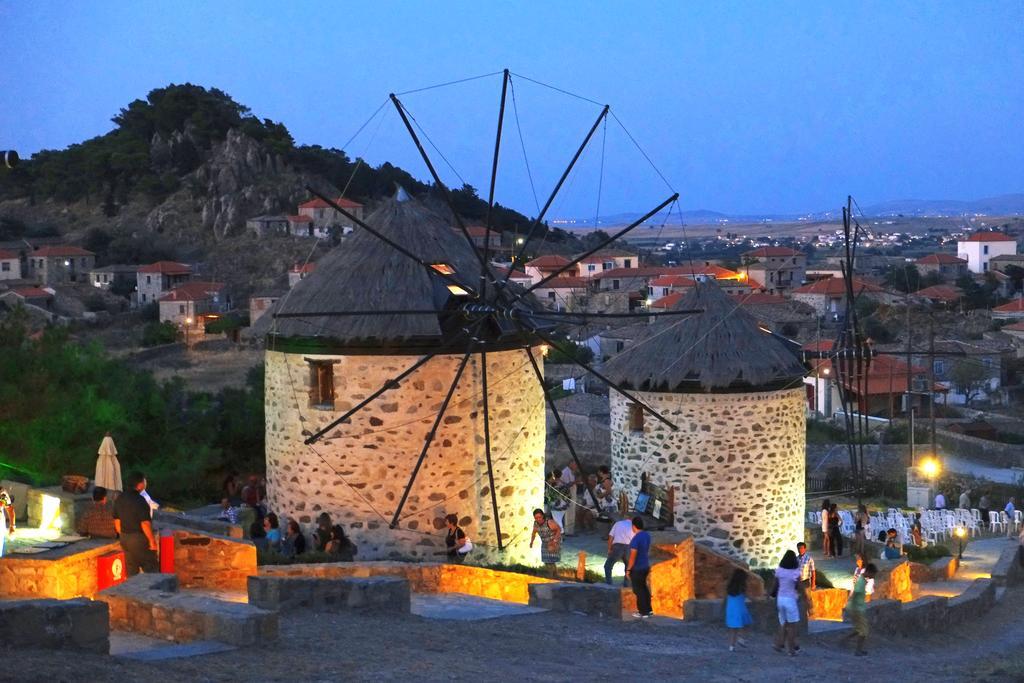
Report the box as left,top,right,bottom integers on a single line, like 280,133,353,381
842,562,877,656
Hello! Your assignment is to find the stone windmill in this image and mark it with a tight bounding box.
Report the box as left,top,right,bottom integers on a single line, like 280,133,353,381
605,282,808,567
259,70,684,563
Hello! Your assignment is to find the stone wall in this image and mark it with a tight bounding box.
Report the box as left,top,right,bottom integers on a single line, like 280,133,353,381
611,388,806,568
682,597,809,635
808,588,849,620
170,527,257,591
100,573,278,645
0,599,109,653
265,348,546,565
26,486,92,533
617,532,695,618
991,544,1023,587
874,559,914,602
258,561,557,605
693,542,766,599
528,582,622,617
0,539,120,599
248,575,410,612
864,578,997,635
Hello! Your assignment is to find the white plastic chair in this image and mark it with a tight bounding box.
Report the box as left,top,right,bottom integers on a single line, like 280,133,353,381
989,510,1005,533
1014,510,1023,533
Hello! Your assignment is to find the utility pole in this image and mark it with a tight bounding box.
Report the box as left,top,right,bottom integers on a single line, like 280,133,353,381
929,316,937,457
905,296,914,467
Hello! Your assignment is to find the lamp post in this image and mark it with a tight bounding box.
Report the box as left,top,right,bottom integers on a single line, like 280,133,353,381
184,316,193,348
954,525,966,560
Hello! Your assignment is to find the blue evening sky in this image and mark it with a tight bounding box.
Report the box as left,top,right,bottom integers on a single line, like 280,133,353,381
1,1,1021,217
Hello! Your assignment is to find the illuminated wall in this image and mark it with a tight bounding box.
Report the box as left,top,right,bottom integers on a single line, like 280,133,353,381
611,387,806,568
265,348,546,564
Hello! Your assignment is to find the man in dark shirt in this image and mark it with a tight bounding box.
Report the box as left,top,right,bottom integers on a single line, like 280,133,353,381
76,486,118,538
113,472,158,575
626,516,653,618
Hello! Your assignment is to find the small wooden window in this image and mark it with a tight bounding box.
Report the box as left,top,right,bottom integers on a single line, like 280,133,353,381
628,402,644,433
308,360,336,410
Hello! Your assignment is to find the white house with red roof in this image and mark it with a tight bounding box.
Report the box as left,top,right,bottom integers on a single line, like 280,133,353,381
742,246,806,295
158,281,228,325
463,225,502,251
957,231,1017,274
0,248,20,280
524,255,574,284
575,248,637,279
27,245,95,285
532,276,589,312
295,196,365,237
137,261,192,306
992,297,1024,320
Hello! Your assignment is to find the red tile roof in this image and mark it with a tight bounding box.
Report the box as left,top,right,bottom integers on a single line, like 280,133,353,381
12,286,51,299
575,249,636,262
651,290,786,310
743,246,803,258
0,249,17,259
791,277,886,296
962,231,1015,242
994,298,1024,313
914,285,962,302
1004,321,1024,331
650,274,697,288
526,255,571,269
465,226,498,238
916,253,966,265
298,197,363,210
138,260,191,274
287,215,313,223
33,245,94,257
159,281,225,302
290,263,316,273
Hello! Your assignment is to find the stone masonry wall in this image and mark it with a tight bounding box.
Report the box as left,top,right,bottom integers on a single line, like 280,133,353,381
611,388,806,568
171,527,257,591
0,540,120,599
265,349,546,565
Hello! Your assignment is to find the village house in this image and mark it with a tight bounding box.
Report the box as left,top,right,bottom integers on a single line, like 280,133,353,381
246,215,289,238
249,291,284,324
27,245,95,285
957,231,1017,274
531,276,589,311
296,196,365,237
915,253,968,280
989,253,1024,274
137,261,192,306
913,284,963,308
463,226,502,251
158,281,228,325
595,321,649,360
288,262,315,288
742,246,806,295
490,264,533,288
875,338,1013,406
524,255,574,284
992,297,1024,320
1003,321,1024,342
790,276,893,318
87,264,138,292
803,341,944,418
575,248,637,279
7,286,54,311
0,249,21,280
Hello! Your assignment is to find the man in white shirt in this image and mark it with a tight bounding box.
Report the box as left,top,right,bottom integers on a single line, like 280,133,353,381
605,517,635,586
958,490,971,510
934,492,946,510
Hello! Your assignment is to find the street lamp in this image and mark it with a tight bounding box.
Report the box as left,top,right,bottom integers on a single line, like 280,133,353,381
184,316,193,347
954,525,966,560
919,457,941,480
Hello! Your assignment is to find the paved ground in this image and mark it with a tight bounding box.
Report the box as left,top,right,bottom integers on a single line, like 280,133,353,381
7,584,1024,681
411,593,547,621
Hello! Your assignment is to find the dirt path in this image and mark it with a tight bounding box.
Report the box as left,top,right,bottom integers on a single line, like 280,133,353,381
6,586,1024,682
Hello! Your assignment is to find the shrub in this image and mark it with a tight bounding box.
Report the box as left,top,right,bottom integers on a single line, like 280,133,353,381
141,321,178,347
906,544,952,562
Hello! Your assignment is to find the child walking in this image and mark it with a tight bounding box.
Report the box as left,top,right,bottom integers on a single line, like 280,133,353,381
724,568,752,651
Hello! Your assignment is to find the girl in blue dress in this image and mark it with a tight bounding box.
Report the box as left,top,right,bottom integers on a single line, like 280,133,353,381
724,568,753,651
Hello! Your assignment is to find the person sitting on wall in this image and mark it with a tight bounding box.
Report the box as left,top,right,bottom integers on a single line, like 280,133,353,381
882,538,901,560
911,513,923,547
264,512,282,552
218,497,241,524
312,512,333,552
76,486,118,538
281,520,306,557
327,524,357,561
885,528,903,554
596,466,618,518
444,514,472,563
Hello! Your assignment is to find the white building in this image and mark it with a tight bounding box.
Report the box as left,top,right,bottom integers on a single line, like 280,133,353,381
0,249,21,280
957,231,1017,274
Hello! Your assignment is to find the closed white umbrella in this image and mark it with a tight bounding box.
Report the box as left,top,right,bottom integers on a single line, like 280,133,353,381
95,433,122,492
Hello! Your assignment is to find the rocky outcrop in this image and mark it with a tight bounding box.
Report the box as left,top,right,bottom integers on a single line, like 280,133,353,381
146,129,335,240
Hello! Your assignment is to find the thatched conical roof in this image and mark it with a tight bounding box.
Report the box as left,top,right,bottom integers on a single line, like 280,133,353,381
604,282,806,392
259,191,534,353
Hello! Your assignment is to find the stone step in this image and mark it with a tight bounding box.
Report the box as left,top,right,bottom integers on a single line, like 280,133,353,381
98,573,277,646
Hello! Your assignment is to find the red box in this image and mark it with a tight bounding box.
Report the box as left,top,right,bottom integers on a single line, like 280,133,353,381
159,533,175,574
97,550,126,591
